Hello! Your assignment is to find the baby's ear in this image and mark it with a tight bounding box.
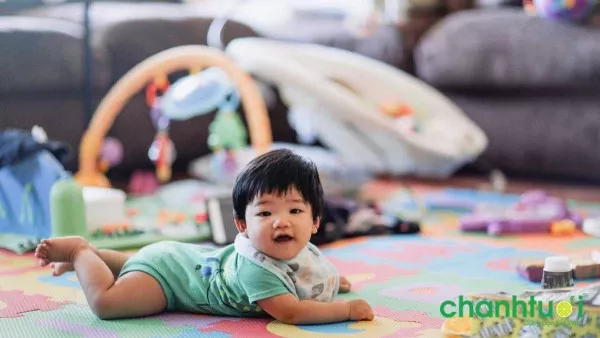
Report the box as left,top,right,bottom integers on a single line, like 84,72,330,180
312,217,321,234
234,217,247,234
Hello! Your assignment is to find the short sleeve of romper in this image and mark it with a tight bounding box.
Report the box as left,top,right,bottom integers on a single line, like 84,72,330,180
235,256,291,304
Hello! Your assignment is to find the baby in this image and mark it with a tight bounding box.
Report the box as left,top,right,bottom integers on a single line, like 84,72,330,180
35,149,374,324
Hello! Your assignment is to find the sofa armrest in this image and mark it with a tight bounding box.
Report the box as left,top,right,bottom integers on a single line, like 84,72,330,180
400,0,475,73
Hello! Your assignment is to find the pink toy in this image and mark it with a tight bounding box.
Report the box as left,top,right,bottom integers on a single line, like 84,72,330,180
458,190,582,236
127,170,160,196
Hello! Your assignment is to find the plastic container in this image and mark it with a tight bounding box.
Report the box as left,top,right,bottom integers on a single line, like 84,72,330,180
541,256,574,289
50,178,87,237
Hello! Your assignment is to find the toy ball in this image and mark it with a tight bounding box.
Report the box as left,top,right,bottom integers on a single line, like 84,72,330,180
528,0,597,24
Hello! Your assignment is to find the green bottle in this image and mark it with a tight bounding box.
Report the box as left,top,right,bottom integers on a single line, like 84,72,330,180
50,178,87,237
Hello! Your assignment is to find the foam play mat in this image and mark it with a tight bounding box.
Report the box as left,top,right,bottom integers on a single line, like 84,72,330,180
2,187,600,337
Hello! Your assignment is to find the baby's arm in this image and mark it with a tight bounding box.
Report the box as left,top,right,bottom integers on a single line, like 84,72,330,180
257,294,373,325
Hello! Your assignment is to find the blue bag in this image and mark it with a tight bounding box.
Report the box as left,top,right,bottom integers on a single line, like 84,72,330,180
0,128,71,253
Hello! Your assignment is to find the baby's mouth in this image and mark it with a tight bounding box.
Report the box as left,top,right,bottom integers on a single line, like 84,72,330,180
274,234,294,243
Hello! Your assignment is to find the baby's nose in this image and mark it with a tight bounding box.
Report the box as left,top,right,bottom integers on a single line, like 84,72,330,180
273,217,291,228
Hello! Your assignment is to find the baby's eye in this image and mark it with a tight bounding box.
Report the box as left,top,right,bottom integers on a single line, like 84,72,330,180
290,209,303,214
256,211,271,217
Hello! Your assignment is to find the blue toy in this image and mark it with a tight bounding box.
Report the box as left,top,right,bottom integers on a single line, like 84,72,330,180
160,67,238,121
0,127,71,253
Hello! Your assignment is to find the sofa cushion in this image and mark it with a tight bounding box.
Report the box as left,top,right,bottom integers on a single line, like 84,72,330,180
20,2,193,26
100,17,258,81
24,3,259,81
448,91,600,182
0,17,110,93
414,8,600,89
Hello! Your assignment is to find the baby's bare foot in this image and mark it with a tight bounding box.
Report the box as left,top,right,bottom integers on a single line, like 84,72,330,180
50,262,74,276
34,236,90,267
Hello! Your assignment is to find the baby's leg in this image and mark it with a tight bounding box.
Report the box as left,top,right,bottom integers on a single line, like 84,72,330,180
49,247,132,278
35,236,166,319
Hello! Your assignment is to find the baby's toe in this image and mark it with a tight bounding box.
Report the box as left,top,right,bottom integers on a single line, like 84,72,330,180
34,248,46,258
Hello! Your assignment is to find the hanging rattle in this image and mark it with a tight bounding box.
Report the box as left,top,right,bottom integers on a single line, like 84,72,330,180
146,75,176,182
154,66,248,178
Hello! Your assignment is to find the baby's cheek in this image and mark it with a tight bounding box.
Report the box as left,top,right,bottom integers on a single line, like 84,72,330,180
261,218,274,227
252,232,272,250
255,222,269,235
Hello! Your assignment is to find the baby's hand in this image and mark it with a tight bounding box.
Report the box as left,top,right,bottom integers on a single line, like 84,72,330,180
347,299,374,321
339,276,351,293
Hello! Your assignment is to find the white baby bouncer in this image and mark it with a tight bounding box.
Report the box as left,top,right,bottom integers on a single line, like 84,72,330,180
218,37,487,178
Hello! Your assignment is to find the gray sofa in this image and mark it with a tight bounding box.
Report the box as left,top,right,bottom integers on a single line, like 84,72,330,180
2,2,600,183
414,8,600,182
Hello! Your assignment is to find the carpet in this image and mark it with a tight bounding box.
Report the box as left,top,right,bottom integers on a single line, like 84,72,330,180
1,187,600,337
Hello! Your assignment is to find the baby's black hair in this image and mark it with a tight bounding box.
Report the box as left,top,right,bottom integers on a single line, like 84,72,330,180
232,149,324,222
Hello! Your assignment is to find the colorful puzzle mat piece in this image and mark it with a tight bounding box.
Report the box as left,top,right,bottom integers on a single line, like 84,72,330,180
1,187,600,337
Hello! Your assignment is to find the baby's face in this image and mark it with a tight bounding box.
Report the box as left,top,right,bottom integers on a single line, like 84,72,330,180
238,188,319,260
